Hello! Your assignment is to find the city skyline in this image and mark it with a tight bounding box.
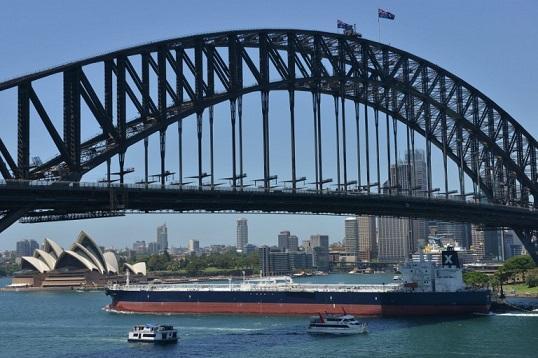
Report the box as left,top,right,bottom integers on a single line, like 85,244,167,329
0,1,536,255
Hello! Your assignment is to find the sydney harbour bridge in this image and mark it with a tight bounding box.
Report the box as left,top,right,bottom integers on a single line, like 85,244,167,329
0,29,537,263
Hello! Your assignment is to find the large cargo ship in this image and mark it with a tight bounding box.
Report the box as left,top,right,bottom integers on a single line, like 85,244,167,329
105,250,491,316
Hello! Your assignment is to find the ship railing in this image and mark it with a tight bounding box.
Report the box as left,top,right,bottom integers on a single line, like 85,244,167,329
112,282,401,293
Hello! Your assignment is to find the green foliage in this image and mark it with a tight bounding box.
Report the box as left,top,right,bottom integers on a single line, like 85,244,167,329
140,250,259,276
463,271,490,288
146,251,173,271
502,256,535,272
526,268,538,288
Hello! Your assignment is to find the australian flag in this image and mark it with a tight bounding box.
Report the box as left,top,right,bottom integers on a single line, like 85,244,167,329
337,19,353,31
378,9,395,20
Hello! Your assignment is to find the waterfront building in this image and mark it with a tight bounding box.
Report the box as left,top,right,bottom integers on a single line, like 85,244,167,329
14,232,146,289
156,223,168,252
258,247,314,276
310,234,329,272
236,218,248,252
16,239,39,257
258,246,271,276
188,239,200,253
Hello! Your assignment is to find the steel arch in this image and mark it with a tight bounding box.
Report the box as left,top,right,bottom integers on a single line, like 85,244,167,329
0,29,537,260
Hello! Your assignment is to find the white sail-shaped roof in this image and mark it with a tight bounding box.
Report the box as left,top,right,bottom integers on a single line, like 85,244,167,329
54,250,98,272
72,243,105,274
34,249,56,270
21,256,51,273
74,231,107,270
124,262,147,276
43,238,63,259
103,252,119,274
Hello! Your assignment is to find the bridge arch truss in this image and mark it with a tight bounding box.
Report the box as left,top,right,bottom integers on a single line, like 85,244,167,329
0,29,536,261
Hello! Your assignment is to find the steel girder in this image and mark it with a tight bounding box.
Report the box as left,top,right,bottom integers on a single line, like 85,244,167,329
0,29,537,261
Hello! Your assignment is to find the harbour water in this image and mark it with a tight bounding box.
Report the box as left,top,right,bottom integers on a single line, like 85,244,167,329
1,275,537,358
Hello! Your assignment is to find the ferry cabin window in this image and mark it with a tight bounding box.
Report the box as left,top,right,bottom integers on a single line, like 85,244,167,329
142,334,155,338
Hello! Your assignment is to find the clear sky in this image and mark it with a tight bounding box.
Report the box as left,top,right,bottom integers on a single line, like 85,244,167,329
0,0,537,251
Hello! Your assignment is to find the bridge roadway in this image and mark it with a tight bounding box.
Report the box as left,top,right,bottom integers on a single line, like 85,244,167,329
0,180,537,230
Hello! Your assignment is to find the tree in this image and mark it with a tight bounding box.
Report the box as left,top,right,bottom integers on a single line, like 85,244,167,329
501,255,535,282
526,268,538,288
463,271,490,288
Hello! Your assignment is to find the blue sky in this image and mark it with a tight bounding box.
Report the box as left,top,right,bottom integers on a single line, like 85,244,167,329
0,0,537,251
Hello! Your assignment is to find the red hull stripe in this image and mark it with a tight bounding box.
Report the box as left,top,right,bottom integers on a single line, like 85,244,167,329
111,301,489,316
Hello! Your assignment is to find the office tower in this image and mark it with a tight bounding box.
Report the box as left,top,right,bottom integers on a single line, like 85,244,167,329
278,231,291,251
378,150,428,261
147,242,160,255
16,239,39,257
434,221,472,249
188,239,200,253
358,216,377,261
236,218,248,252
470,225,485,260
288,235,299,252
156,223,168,252
258,246,271,276
310,234,329,271
344,217,359,257
132,240,147,254
378,217,410,262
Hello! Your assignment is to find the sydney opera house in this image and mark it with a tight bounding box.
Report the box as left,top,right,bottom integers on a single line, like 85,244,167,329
13,231,146,289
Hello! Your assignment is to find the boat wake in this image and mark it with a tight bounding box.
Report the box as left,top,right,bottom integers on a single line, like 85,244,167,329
475,312,538,317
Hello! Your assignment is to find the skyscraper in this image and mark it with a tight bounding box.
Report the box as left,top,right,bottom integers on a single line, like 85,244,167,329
378,150,428,261
358,216,377,261
344,217,359,257
470,225,485,260
156,223,168,252
277,231,299,252
278,231,291,251
288,235,299,252
188,239,200,253
16,239,39,257
236,218,248,252
310,234,329,271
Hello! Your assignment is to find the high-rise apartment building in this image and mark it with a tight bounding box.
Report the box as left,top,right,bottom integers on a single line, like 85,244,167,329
188,239,200,253
132,240,147,254
236,218,248,252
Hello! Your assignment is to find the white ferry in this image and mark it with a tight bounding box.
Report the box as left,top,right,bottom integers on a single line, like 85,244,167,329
307,313,368,335
128,324,178,343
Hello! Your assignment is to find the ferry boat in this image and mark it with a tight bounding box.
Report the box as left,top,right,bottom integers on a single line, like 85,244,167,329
128,324,178,344
307,313,368,335
106,249,490,316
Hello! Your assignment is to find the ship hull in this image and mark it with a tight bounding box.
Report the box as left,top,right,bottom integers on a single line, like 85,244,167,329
106,289,490,316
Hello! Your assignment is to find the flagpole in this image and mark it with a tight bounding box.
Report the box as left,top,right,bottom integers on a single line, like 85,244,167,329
377,15,381,42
